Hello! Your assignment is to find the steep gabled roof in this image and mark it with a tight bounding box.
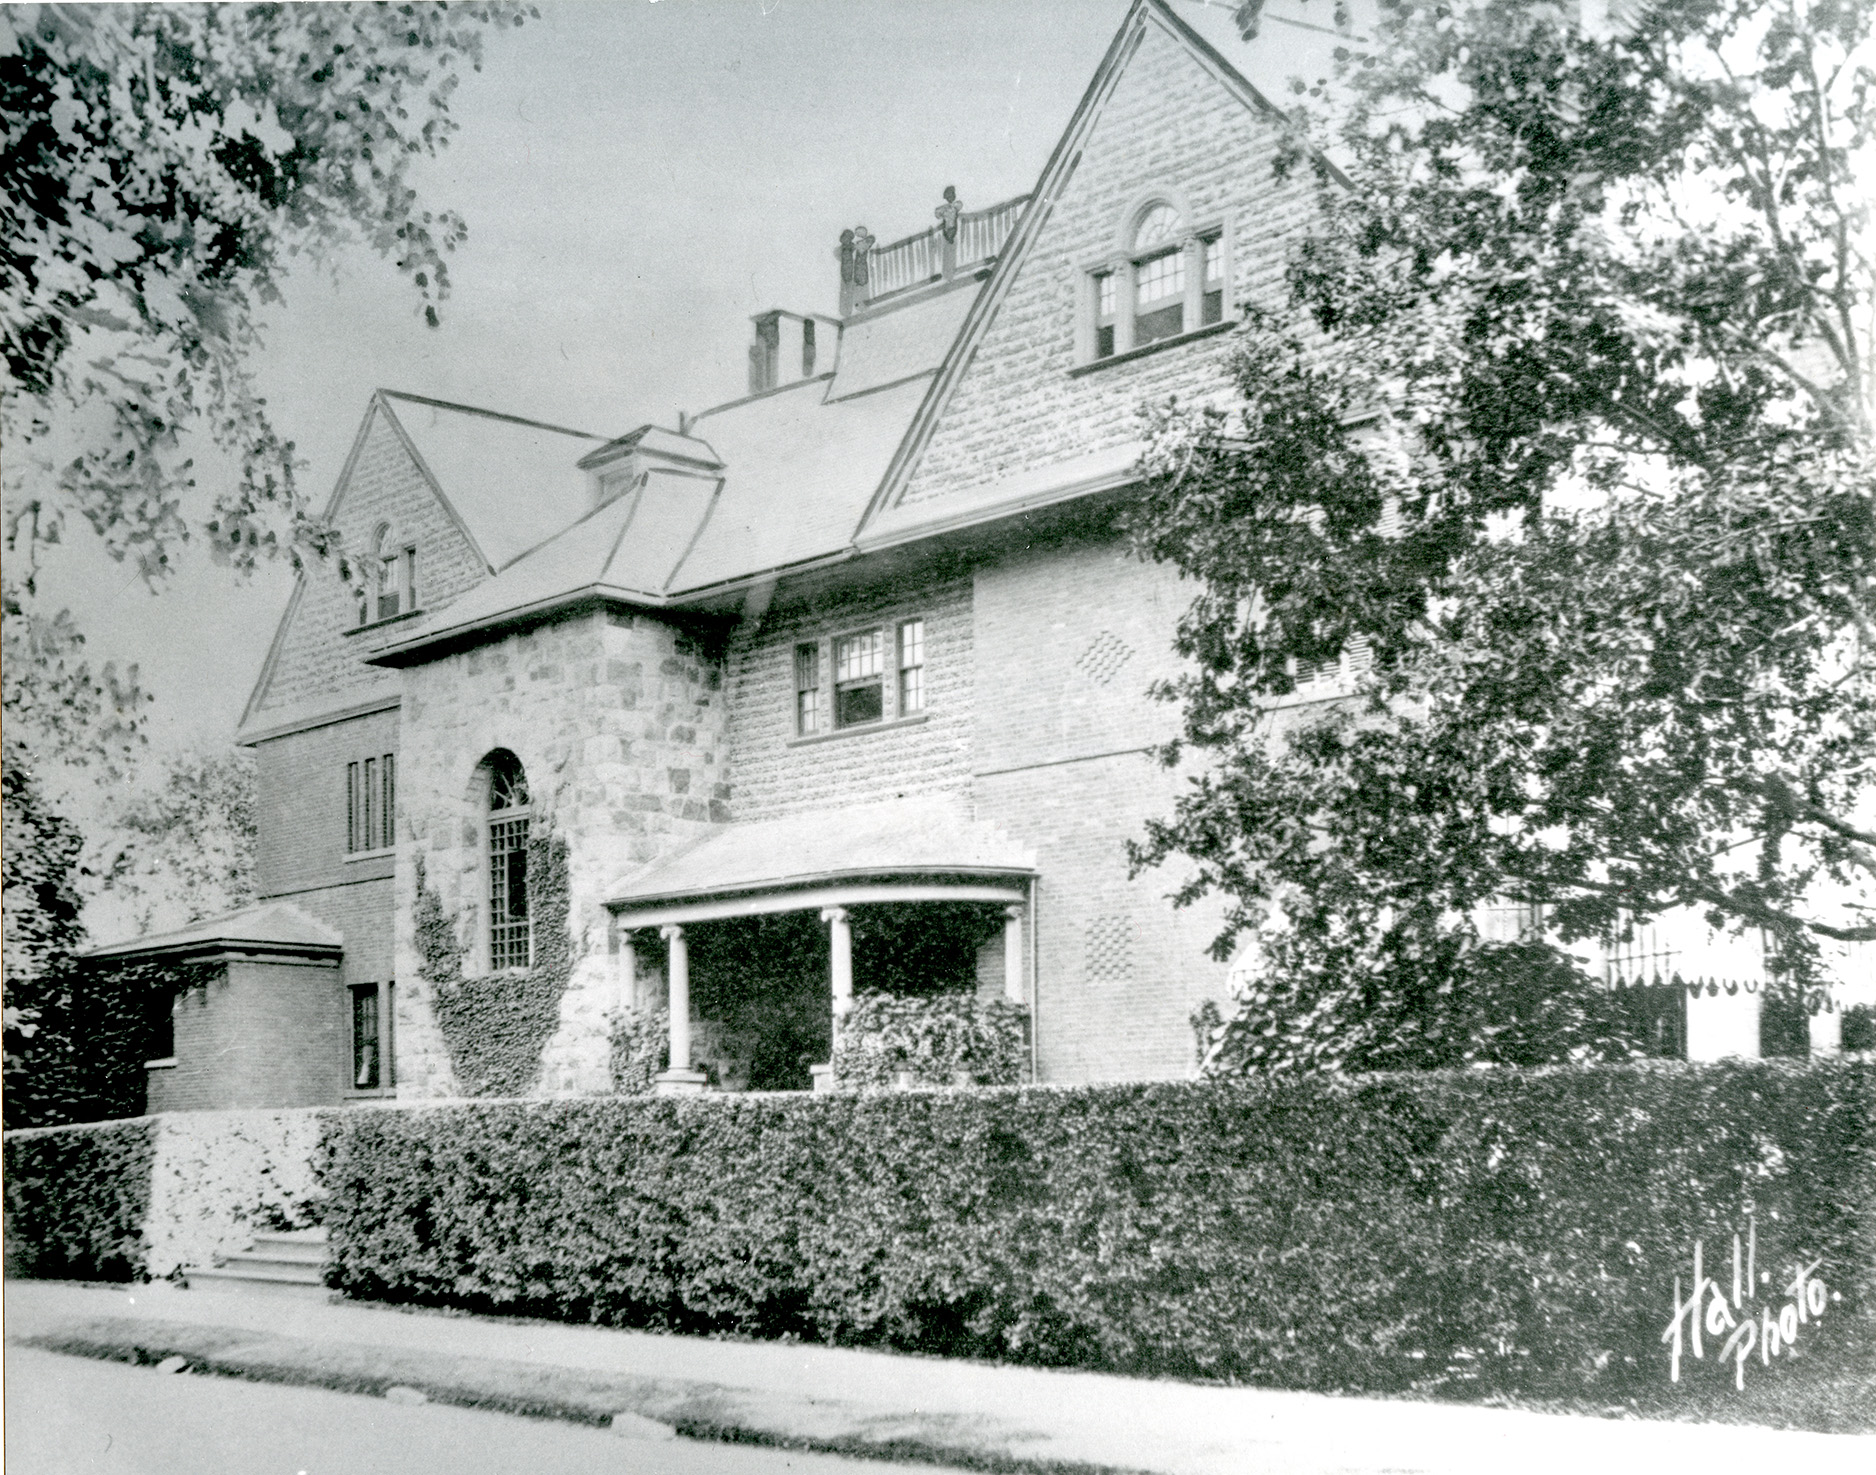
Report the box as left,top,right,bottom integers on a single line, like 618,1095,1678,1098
377,391,607,571
851,0,1322,543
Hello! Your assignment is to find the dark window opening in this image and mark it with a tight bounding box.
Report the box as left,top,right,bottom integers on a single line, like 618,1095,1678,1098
146,988,175,1063
351,982,394,1090
1200,233,1224,325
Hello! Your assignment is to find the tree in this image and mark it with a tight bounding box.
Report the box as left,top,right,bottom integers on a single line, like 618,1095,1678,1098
1129,0,1875,1074
3,736,90,1126
93,744,257,938
1,1,533,766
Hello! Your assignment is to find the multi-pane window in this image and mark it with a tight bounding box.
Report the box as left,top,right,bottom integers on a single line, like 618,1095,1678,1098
351,982,394,1090
1088,204,1227,362
346,754,396,852
1200,233,1224,325
795,643,824,735
897,619,925,714
834,629,886,728
487,751,531,971
1092,270,1116,359
1133,249,1185,343
359,538,417,625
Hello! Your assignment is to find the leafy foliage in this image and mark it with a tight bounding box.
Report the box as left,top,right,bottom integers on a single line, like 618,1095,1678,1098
322,1058,1874,1397
1130,0,1876,1071
417,827,572,1098
607,1004,669,1094
833,994,1029,1087
2,1117,156,1281
92,744,256,936
1,1,533,765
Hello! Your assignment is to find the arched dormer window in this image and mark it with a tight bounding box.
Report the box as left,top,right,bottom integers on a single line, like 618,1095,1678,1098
1084,196,1228,363
485,749,532,970
359,524,418,626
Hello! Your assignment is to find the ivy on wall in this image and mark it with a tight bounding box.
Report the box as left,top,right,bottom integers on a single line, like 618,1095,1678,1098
416,826,573,1098
607,1005,668,1094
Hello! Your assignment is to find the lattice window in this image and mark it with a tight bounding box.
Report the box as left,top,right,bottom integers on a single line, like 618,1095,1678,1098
487,751,531,970
1074,629,1136,686
1084,915,1133,983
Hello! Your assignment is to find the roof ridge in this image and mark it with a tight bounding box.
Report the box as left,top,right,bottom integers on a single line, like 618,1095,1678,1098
377,389,607,441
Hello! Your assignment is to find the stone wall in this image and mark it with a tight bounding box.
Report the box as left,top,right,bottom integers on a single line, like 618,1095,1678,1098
394,608,729,1098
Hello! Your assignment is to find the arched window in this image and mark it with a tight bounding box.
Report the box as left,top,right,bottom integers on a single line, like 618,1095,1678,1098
485,750,531,970
1085,197,1227,362
359,524,418,626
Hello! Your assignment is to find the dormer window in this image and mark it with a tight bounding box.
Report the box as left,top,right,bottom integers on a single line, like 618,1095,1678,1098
358,526,417,626
1083,199,1230,365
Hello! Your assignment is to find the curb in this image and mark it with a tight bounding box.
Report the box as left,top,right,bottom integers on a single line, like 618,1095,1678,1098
15,1317,1149,1475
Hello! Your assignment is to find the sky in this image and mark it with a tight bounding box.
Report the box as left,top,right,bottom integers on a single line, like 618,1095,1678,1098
29,0,1368,759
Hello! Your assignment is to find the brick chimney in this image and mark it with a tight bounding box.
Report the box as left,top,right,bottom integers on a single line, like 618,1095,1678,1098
748,309,837,395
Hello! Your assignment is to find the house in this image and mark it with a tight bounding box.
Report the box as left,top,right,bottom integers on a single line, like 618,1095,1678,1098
92,1,1850,1114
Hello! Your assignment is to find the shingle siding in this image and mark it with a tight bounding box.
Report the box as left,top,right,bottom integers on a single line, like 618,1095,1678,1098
250,403,490,720
900,18,1315,509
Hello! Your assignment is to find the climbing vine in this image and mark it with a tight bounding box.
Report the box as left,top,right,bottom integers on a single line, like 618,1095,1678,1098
416,825,573,1098
832,993,1028,1088
607,1004,669,1094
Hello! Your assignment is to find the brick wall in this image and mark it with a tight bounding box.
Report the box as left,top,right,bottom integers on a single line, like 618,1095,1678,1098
900,18,1315,509
972,531,1231,1083
724,570,974,823
146,960,349,1112
250,401,489,720
396,608,730,1097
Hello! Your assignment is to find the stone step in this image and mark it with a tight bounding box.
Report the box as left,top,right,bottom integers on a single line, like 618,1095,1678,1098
242,1240,326,1265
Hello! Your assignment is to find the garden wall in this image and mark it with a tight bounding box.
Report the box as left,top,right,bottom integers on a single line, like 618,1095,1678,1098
322,1058,1875,1396
4,1107,334,1280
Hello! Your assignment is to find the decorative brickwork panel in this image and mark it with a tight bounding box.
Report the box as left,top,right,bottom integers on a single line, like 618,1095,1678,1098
898,21,1317,510
725,569,973,824
1083,914,1133,983
249,403,490,722
972,533,1188,777
1074,629,1136,687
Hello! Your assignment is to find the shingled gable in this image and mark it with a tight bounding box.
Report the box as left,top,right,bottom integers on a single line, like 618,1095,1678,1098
851,0,1338,549
235,390,606,739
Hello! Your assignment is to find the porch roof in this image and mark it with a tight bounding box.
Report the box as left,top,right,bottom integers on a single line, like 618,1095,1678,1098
82,901,344,965
607,795,1035,925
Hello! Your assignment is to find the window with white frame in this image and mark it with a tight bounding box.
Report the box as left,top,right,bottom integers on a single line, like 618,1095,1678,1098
793,617,929,735
1085,201,1228,364
358,526,417,626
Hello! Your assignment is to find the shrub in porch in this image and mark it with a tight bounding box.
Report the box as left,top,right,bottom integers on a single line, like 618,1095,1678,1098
833,993,1028,1087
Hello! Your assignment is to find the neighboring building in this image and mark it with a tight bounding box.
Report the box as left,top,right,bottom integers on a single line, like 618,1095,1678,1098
87,1,1854,1111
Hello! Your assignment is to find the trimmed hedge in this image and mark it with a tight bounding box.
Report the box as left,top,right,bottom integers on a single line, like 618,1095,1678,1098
3,1116,155,1280
324,1057,1875,1395
4,1108,338,1280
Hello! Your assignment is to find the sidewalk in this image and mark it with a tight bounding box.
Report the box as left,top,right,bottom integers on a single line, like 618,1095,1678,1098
5,1279,1870,1475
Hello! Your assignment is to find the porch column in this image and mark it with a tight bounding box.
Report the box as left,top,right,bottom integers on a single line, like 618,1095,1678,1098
822,907,854,1017
615,925,639,1013
655,923,707,1093
1003,906,1026,1005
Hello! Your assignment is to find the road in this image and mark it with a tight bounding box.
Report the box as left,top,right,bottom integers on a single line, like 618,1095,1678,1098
3,1347,958,1475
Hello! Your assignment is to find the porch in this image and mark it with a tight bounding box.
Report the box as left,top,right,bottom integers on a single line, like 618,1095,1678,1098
604,796,1036,1093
